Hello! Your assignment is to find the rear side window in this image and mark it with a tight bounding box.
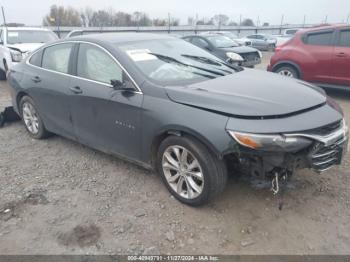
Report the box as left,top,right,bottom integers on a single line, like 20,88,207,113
338,30,350,47
305,31,333,46
42,43,73,74
29,50,42,67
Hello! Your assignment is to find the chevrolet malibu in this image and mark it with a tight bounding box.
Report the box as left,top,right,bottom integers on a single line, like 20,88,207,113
8,33,349,206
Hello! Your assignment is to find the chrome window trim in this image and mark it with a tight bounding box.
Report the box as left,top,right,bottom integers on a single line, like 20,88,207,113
26,40,143,94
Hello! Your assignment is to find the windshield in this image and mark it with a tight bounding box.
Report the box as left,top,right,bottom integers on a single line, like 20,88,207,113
118,38,237,85
7,30,58,44
206,35,239,48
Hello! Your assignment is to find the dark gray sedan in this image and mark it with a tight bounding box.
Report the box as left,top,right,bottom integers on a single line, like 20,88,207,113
8,33,348,206
182,34,261,68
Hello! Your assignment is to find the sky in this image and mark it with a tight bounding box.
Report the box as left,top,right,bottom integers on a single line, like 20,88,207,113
1,0,349,26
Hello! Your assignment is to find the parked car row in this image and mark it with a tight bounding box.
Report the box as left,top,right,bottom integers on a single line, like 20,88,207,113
6,27,349,206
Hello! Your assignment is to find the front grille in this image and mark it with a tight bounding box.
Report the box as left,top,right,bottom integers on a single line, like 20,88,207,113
310,136,347,172
241,52,259,62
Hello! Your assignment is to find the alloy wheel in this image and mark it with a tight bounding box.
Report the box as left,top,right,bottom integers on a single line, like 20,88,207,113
22,102,39,134
162,145,204,199
278,69,295,78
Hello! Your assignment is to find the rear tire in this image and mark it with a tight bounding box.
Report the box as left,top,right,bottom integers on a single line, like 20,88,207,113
274,65,299,79
157,135,227,206
0,69,6,80
19,96,50,139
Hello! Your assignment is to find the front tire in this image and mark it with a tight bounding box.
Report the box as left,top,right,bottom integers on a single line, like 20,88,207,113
20,96,49,139
157,135,227,206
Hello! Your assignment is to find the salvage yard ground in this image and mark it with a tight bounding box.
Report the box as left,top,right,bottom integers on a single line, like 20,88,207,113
0,52,350,255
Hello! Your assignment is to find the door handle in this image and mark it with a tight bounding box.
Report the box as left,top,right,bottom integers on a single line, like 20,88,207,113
31,76,41,83
69,86,83,94
336,52,346,57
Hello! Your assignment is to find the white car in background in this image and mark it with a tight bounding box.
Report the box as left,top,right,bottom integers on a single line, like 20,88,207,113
0,27,58,80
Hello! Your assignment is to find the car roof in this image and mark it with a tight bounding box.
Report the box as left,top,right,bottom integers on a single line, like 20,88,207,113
5,27,51,31
71,32,177,44
297,24,350,34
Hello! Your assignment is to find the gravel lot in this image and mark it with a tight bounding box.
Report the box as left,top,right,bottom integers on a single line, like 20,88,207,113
1,52,350,255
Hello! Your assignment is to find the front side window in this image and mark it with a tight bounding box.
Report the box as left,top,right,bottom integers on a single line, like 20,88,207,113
7,30,58,44
42,43,73,74
338,30,350,47
77,43,123,84
305,31,333,46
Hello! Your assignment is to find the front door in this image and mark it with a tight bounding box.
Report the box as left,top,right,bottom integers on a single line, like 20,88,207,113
69,43,143,160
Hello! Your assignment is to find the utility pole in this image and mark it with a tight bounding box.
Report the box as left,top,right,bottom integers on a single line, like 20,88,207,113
302,15,306,27
168,13,171,34
347,14,350,23
324,15,328,24
279,14,284,34
238,14,242,36
1,6,7,27
195,13,198,34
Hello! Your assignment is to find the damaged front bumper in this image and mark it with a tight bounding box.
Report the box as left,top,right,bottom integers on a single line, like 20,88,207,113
227,119,349,180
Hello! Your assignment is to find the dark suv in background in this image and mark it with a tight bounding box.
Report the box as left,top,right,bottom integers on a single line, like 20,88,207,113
268,24,350,89
183,34,262,68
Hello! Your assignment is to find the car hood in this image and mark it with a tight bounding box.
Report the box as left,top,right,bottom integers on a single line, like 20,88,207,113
219,46,257,53
165,69,327,118
7,43,44,53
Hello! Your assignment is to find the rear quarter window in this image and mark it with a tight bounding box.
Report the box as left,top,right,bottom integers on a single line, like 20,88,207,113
29,50,42,67
304,31,333,46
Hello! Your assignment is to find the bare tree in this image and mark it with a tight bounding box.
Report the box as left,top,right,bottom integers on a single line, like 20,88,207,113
43,5,82,26
213,14,229,26
241,18,255,26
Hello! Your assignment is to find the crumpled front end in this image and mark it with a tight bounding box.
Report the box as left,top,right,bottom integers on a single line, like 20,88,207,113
225,118,348,194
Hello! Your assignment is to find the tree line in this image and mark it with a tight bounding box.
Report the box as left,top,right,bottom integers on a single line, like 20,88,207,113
42,5,265,27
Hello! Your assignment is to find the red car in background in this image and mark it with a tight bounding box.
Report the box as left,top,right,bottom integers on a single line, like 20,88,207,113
268,24,350,90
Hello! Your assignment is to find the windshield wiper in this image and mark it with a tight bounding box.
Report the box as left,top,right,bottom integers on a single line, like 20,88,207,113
149,53,226,77
181,54,243,72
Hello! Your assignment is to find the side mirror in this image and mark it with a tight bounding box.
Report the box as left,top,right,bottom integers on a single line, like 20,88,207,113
111,79,124,89
110,79,135,92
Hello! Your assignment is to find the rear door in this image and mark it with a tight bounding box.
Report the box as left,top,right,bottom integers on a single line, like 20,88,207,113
331,28,350,86
24,43,75,139
69,42,143,159
301,30,335,83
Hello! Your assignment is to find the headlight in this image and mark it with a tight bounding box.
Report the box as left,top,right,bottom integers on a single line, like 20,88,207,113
10,49,23,62
227,130,312,152
226,52,244,62
258,51,262,58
